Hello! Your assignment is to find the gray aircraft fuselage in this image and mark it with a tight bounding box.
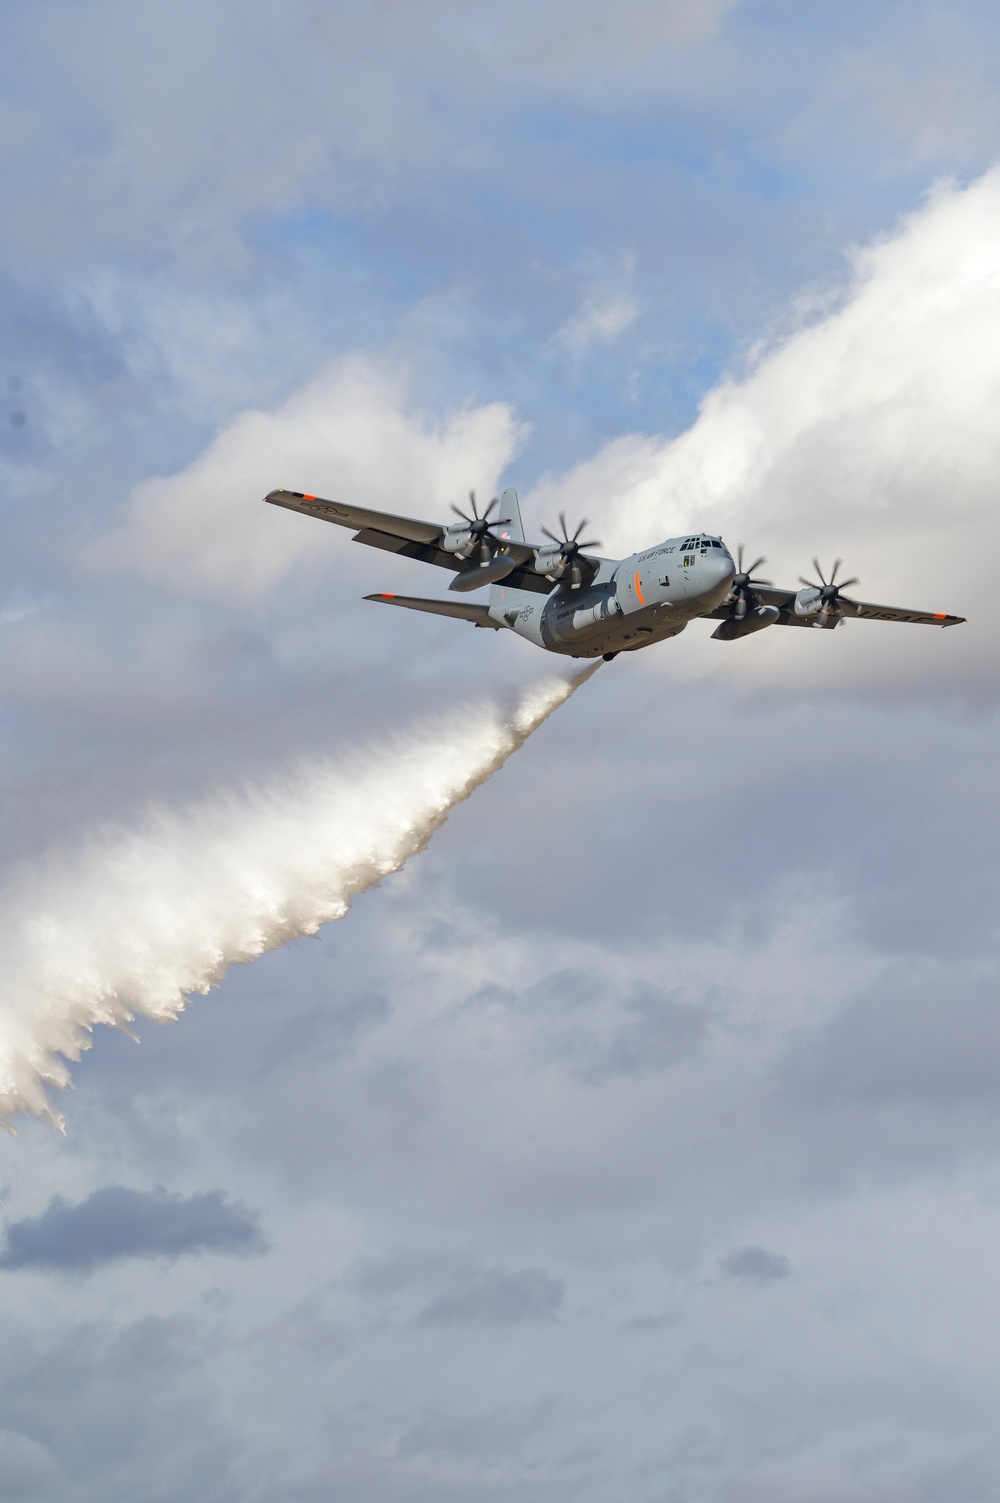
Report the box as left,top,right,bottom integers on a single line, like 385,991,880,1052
489,535,735,658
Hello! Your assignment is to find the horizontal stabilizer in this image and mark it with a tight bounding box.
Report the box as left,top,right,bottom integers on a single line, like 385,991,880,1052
364,593,501,629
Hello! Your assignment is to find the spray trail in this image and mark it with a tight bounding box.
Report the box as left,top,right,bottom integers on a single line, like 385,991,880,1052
0,666,600,1129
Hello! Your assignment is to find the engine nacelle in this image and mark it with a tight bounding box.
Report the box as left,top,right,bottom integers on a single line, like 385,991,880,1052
441,523,475,556
711,604,779,640
532,543,566,577
793,586,823,617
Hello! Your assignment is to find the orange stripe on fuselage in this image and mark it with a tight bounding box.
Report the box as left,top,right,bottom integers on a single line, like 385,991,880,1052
634,571,645,606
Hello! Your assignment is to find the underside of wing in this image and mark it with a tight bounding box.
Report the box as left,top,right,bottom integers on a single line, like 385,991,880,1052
264,489,542,586
354,526,552,593
830,598,966,627
363,592,501,628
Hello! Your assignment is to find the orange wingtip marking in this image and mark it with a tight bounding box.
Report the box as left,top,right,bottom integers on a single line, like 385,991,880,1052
934,612,947,620
302,493,316,501
634,571,645,606
382,592,395,599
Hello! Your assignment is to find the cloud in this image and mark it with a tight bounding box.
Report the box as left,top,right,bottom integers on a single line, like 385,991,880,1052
0,1428,61,1500
781,974,1000,1112
527,169,1000,691
556,292,638,352
0,1186,264,1272
0,0,739,271
91,169,1000,697
719,1246,793,1283
93,357,521,600
417,1267,565,1325
442,0,739,75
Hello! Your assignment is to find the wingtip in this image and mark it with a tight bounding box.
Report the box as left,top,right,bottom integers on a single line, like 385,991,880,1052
265,488,315,504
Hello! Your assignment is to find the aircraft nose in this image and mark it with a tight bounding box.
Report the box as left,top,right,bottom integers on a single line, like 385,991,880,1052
710,553,736,588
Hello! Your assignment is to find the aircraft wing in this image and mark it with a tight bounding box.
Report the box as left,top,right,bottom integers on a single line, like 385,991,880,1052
264,488,550,592
721,585,965,628
823,597,964,627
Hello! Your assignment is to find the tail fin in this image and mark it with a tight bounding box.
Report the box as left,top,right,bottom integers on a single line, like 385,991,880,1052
496,487,525,544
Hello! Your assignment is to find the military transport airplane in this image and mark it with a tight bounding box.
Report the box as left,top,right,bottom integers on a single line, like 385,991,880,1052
264,486,965,660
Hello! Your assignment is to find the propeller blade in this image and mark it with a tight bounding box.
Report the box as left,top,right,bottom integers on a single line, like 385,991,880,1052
829,558,843,584
811,557,827,587
798,575,820,590
838,576,859,590
745,556,767,576
451,504,474,523
538,513,599,580
483,495,499,520
736,544,745,572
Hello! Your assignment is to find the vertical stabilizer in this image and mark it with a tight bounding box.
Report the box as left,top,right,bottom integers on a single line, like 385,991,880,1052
496,487,525,544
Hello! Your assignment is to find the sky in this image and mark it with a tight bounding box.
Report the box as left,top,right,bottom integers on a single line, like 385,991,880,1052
2,1,1000,1498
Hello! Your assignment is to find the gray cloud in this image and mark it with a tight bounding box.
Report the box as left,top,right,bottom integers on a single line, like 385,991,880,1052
719,1246,793,1283
417,1268,565,1325
0,1187,264,1273
782,977,1000,1112
0,1427,61,1501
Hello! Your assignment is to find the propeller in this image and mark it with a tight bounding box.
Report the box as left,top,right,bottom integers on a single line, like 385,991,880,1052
797,557,860,621
539,513,602,590
730,544,772,620
450,490,504,567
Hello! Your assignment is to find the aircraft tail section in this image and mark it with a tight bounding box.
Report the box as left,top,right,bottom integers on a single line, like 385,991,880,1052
496,487,525,544
365,593,500,628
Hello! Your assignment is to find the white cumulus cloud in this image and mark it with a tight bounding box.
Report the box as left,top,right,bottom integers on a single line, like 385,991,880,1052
527,169,1000,689
556,291,639,352
93,358,522,600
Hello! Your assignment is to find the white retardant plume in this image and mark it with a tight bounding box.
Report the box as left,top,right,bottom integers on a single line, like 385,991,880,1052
0,667,599,1130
